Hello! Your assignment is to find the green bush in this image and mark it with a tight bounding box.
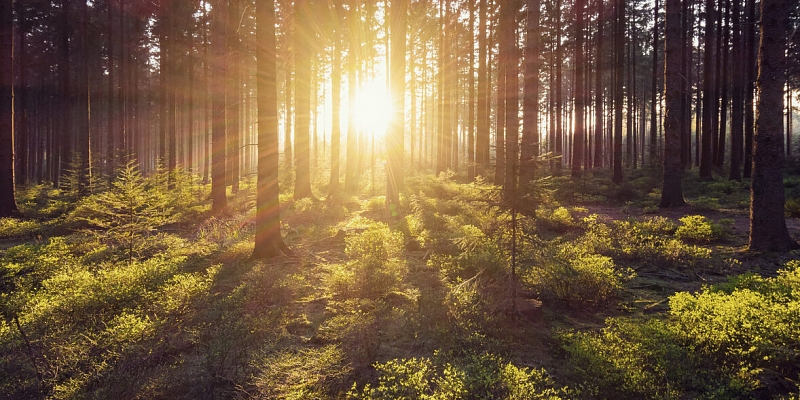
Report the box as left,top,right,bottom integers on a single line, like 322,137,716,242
526,249,633,306
327,222,406,299
349,353,571,400
675,215,714,243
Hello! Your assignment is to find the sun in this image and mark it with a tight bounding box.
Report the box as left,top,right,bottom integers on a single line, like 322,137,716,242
351,79,394,135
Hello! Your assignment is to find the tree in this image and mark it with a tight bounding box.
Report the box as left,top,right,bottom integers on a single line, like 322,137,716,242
0,0,16,217
699,0,715,179
728,0,744,181
612,0,624,184
503,0,519,200
328,3,342,198
293,0,314,200
252,0,290,259
660,0,686,208
572,0,586,178
748,0,798,252
520,0,540,184
386,0,407,217
211,0,228,213
476,0,490,172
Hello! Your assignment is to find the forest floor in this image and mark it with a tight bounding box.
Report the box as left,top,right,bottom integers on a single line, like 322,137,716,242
2,170,800,399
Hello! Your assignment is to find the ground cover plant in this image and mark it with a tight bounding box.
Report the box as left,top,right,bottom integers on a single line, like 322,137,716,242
1,167,800,399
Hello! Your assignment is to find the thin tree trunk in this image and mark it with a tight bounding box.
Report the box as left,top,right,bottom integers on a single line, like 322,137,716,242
521,0,540,183
211,0,228,212
386,0,407,214
729,0,743,181
572,0,586,178
0,0,17,216
700,0,715,179
504,0,519,199
612,0,624,183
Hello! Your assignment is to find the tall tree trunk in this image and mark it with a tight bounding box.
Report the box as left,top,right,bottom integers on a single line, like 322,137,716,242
729,0,743,181
15,0,27,185
328,5,342,198
650,0,659,165
477,0,490,171
386,0,407,215
660,0,686,207
521,0,540,183
572,0,585,178
253,0,289,259
0,0,17,216
495,1,506,185
749,0,797,252
554,0,563,174
76,0,91,189
503,0,519,200
715,0,731,168
700,0,716,179
743,0,755,177
594,0,605,169
467,0,476,180
612,0,624,183
228,0,240,191
293,0,314,199
211,0,228,212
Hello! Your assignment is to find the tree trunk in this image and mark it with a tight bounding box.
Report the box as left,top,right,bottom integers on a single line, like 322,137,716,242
328,5,342,198
503,0,519,200
211,0,228,212
743,0,755,177
749,0,797,252
660,0,686,208
650,0,659,165
572,0,585,178
700,0,716,179
0,0,17,216
293,0,314,199
386,0,407,216
729,0,743,181
253,0,289,259
612,0,624,183
521,0,540,184
554,0,563,174
477,0,490,173
715,0,731,169
594,0,604,169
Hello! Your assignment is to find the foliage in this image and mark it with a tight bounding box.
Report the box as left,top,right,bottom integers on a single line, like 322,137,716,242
675,215,731,243
349,352,571,400
525,245,634,306
72,161,176,262
327,221,406,299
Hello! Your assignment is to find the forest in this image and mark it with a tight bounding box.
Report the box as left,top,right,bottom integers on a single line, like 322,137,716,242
1,0,800,398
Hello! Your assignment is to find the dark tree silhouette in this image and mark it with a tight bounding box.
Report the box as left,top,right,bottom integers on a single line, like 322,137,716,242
660,0,686,208
211,0,228,213
749,0,798,252
386,0,407,216
0,0,17,217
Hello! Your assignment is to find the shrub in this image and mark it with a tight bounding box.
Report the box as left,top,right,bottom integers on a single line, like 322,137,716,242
349,353,571,400
327,222,406,299
526,250,633,306
675,215,714,243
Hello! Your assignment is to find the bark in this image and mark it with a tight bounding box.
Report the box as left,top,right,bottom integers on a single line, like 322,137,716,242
594,0,604,169
743,0,755,177
386,0,407,215
749,0,798,252
467,0,476,180
572,0,585,178
650,0,659,165
293,0,314,199
503,0,519,200
211,0,228,212
700,0,715,179
521,0,540,183
661,0,686,208
729,0,743,181
612,0,624,183
252,0,290,259
0,0,17,216
328,4,342,198
477,0,490,171
715,0,731,169
554,0,563,174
